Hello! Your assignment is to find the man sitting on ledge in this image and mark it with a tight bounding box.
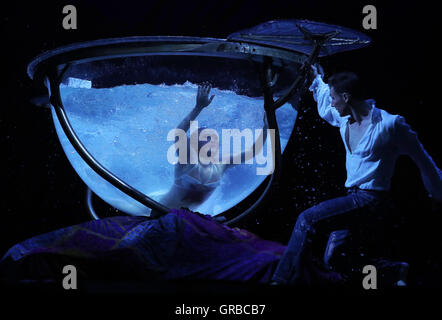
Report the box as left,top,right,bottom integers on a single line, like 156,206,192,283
271,64,441,285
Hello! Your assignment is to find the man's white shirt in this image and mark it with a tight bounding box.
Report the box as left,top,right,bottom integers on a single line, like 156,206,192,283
309,75,441,201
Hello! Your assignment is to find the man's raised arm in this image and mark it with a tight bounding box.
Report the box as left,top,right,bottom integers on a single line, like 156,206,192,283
308,64,342,128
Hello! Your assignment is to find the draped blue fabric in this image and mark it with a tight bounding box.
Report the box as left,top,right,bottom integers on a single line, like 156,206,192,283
0,209,285,283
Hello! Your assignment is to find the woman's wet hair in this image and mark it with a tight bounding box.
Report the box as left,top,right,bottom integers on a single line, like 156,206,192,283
328,72,365,100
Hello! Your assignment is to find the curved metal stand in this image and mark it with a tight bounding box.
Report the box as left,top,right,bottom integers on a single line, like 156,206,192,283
224,34,326,225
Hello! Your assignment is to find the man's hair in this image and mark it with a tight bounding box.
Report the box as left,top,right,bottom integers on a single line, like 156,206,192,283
328,72,365,100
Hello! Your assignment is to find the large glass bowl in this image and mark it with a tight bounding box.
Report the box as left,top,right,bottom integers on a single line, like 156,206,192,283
53,54,298,216
27,20,370,220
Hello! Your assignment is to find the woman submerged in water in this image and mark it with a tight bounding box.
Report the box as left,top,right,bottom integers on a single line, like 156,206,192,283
152,84,268,217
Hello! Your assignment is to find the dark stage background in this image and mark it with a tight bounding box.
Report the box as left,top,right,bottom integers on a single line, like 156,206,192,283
1,0,441,289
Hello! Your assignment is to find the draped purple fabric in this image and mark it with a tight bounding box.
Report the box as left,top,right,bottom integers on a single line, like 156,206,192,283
0,209,285,284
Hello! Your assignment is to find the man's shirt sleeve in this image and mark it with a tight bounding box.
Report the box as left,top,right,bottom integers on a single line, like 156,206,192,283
393,115,442,201
309,75,342,127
